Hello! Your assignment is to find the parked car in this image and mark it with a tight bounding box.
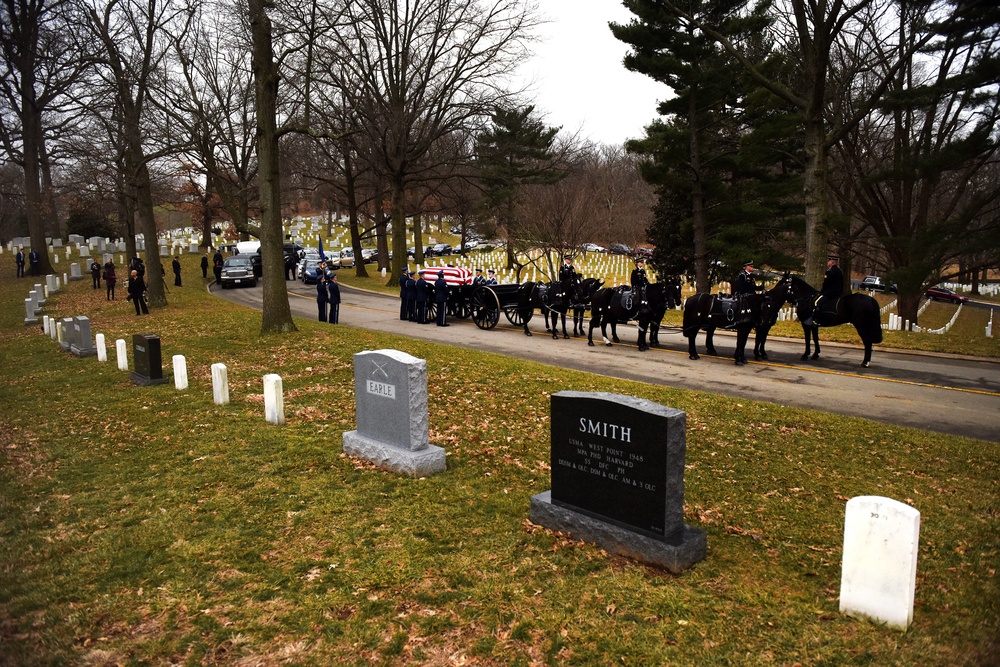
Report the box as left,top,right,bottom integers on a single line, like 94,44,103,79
924,286,968,304
432,243,453,256
300,259,330,284
456,240,479,254
219,256,257,288
860,275,897,293
361,248,378,263
337,249,355,268
582,243,606,253
609,243,631,255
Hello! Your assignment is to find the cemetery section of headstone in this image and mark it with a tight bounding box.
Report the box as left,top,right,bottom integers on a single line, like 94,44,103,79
131,333,169,385
840,495,920,629
530,391,706,573
342,349,446,478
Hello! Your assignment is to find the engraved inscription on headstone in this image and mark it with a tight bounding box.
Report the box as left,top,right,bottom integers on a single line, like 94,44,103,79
69,316,97,357
342,349,445,477
531,391,706,573
131,333,168,385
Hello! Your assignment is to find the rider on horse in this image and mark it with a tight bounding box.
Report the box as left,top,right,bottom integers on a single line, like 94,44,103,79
802,255,844,327
630,258,649,307
733,260,765,320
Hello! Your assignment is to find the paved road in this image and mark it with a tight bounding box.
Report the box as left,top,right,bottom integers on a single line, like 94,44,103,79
213,280,1000,443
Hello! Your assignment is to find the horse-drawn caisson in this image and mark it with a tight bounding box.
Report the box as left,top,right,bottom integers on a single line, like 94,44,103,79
418,267,605,338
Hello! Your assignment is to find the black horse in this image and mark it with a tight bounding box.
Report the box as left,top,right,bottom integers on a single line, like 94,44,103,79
569,277,605,337
518,277,578,339
587,281,682,352
786,276,884,367
682,275,791,365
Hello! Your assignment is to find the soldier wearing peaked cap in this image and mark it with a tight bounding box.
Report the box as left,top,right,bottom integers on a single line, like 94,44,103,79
803,255,844,327
733,260,763,297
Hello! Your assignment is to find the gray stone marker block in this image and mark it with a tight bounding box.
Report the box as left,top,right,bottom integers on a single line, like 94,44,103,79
24,298,38,325
69,262,83,279
342,349,446,477
530,391,706,573
840,496,920,629
70,316,97,357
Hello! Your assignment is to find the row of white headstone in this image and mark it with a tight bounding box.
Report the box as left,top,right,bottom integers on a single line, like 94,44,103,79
56,324,286,426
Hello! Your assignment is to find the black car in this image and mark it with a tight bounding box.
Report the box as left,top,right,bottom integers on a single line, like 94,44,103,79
431,243,452,256
219,256,257,288
860,276,897,293
609,243,631,255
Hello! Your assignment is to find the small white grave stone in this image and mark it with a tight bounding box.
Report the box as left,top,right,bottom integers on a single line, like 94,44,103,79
96,333,107,362
840,496,920,629
116,339,128,371
43,315,50,334
263,374,285,425
212,363,229,405
173,355,188,390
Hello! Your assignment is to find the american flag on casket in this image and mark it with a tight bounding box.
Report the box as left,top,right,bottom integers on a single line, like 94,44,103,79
422,266,473,286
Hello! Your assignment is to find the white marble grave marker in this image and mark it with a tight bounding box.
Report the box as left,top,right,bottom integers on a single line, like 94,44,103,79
24,298,38,325
96,333,107,362
116,339,128,371
173,355,188,390
840,496,920,629
263,374,284,425
42,315,50,334
212,363,229,405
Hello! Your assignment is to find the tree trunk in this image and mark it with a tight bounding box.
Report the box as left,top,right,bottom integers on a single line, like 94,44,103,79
389,178,409,283
688,89,709,293
802,119,830,288
898,291,920,329
250,0,296,334
131,155,166,308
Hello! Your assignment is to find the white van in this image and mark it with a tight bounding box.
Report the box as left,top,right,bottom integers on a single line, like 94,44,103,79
235,240,261,256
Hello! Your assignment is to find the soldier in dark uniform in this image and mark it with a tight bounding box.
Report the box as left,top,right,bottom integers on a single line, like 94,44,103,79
434,271,450,326
559,255,577,282
485,269,498,285
733,260,762,297
472,268,486,286
316,273,329,322
405,270,417,321
399,267,410,319
327,273,341,324
414,270,429,324
630,258,648,290
803,256,844,326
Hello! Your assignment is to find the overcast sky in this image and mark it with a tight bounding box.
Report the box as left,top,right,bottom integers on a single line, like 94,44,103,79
515,0,671,146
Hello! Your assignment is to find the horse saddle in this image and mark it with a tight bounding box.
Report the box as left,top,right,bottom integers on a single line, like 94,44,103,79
810,296,842,325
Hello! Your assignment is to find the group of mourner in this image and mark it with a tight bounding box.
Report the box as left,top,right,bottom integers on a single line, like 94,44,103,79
394,266,499,326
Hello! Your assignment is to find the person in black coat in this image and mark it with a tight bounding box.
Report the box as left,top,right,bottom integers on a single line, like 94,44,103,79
733,260,762,296
127,269,149,315
90,259,102,289
398,267,410,319
15,248,25,278
414,271,429,324
316,274,329,322
405,270,417,321
434,271,450,326
803,256,845,326
28,248,40,276
630,258,649,290
201,253,209,279
172,256,182,287
327,273,341,324
559,256,577,282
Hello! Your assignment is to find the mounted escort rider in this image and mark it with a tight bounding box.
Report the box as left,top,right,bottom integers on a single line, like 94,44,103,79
801,255,844,327
621,257,649,310
733,260,765,318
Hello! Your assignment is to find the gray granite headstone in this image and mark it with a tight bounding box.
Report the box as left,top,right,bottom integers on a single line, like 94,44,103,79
342,349,446,477
69,262,83,280
68,234,84,245
24,298,38,325
530,391,706,573
59,318,73,350
70,316,97,357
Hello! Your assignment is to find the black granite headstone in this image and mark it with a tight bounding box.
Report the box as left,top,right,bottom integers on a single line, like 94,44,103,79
531,391,706,573
131,333,168,385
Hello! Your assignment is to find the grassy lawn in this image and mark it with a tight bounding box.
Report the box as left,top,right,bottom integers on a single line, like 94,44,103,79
0,257,997,665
